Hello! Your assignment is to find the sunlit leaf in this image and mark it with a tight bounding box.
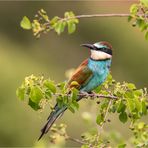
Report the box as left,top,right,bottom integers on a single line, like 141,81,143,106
141,100,147,115
50,16,59,25
68,21,76,34
127,83,136,90
96,114,104,125
135,97,141,111
71,88,79,100
44,80,56,93
127,99,135,112
140,0,148,7
30,86,43,104
20,16,32,30
130,4,139,15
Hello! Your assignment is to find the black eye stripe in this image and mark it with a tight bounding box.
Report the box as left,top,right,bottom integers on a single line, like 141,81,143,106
93,46,112,55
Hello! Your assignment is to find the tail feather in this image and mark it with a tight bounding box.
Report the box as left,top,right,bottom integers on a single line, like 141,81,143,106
38,96,83,141
38,104,67,141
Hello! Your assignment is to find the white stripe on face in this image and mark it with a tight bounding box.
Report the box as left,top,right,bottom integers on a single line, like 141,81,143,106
90,50,112,60
93,43,105,49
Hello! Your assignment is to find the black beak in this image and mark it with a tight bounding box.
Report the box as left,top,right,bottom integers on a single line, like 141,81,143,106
80,44,95,50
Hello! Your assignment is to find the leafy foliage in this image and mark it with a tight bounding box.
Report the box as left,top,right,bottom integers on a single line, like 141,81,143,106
16,74,148,147
20,9,79,38
20,1,148,40
129,0,148,40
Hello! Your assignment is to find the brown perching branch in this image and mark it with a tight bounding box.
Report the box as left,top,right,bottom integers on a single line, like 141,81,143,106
60,13,146,22
54,92,118,100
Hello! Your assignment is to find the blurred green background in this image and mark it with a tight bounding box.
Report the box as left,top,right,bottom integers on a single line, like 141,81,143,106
0,0,147,147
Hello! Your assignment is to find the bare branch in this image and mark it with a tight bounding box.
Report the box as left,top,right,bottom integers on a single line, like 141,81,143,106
79,92,118,100
61,13,144,22
66,136,87,145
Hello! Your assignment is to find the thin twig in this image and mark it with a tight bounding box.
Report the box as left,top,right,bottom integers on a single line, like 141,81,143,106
75,13,130,18
96,100,112,143
54,92,118,100
67,136,87,145
79,93,117,100
61,13,144,22
51,128,87,145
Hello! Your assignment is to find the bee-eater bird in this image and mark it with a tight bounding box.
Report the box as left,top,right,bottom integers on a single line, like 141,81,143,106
38,41,113,140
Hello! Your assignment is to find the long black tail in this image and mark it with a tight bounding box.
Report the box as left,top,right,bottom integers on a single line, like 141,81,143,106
38,96,83,141
38,104,67,140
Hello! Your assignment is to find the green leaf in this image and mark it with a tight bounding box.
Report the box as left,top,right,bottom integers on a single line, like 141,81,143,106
72,101,79,110
136,19,148,32
50,16,59,25
60,21,67,33
16,87,25,100
68,21,76,34
118,143,126,148
127,83,136,90
135,97,141,111
45,89,52,99
130,4,139,15
137,122,145,130
44,80,56,93
126,97,135,112
54,21,66,35
96,114,104,125
140,0,148,7
117,101,126,113
128,16,133,22
68,104,75,113
20,16,32,30
71,88,79,100
119,112,128,123
134,89,143,97
28,99,41,111
30,86,43,104
141,100,147,115
57,81,66,91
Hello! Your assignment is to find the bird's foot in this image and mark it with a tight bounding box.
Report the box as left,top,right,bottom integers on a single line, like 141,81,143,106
79,91,96,99
87,91,96,99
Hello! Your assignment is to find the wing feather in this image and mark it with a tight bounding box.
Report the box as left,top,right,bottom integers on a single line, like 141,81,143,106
67,59,93,89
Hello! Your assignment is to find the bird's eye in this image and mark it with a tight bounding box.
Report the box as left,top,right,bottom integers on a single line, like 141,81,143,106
102,47,107,52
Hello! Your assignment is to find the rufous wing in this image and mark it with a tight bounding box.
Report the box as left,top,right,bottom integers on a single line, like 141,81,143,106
67,59,93,89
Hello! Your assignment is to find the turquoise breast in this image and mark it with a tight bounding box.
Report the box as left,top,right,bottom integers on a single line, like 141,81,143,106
80,58,111,92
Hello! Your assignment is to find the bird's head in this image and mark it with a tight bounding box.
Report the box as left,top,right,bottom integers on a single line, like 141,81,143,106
81,41,113,60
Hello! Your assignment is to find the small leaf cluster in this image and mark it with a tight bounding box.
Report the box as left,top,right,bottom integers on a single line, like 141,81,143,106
16,75,79,113
16,74,56,111
131,122,148,147
129,0,148,40
16,74,148,147
20,9,79,38
95,75,148,126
